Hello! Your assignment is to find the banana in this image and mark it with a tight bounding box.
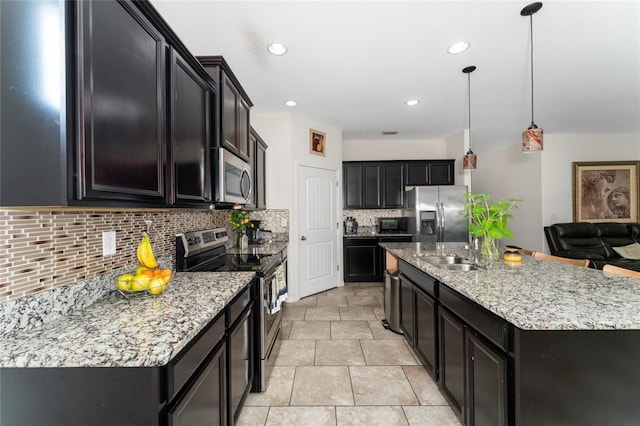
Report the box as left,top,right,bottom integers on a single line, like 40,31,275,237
136,232,158,269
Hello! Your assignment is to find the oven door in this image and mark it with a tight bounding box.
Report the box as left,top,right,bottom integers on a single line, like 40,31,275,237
214,148,251,205
254,259,286,392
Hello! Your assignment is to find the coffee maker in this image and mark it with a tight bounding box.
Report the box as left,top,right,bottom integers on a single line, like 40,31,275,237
247,220,264,244
344,217,358,234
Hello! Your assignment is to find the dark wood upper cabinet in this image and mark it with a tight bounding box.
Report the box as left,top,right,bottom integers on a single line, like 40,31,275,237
363,164,383,208
197,56,253,161
77,0,167,203
343,163,364,209
406,160,455,186
254,131,268,210
170,49,213,205
342,161,406,209
383,163,405,208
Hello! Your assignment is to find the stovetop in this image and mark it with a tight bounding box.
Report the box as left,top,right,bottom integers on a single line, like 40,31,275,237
176,228,282,274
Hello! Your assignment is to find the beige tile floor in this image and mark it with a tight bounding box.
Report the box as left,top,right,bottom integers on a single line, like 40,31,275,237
238,283,463,426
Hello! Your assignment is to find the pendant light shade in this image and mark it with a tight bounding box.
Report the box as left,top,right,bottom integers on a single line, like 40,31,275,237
521,2,544,153
463,66,477,170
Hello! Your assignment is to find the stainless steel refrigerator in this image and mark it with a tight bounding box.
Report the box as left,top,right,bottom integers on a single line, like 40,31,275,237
403,186,469,242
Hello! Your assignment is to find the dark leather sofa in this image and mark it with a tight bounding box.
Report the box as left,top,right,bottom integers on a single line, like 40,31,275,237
544,222,640,271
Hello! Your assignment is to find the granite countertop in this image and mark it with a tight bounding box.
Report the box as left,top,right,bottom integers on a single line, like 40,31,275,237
344,226,413,239
226,241,287,256
381,242,640,331
0,272,255,368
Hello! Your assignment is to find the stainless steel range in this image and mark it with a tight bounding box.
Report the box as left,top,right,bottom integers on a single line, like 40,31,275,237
175,228,286,392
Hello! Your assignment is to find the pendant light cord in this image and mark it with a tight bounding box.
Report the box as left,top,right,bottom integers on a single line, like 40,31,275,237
529,14,535,127
468,72,472,149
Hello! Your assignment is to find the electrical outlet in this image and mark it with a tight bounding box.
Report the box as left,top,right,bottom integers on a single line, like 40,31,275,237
102,231,116,256
280,218,288,227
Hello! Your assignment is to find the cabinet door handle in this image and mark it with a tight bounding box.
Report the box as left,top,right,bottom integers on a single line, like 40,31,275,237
301,236,307,241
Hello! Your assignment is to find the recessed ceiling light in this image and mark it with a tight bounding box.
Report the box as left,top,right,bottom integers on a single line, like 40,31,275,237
284,100,298,107
267,42,288,56
405,99,420,106
447,41,470,54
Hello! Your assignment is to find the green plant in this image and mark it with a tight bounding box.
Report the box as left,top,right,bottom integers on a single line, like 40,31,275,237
228,210,253,234
464,193,521,263
464,193,521,240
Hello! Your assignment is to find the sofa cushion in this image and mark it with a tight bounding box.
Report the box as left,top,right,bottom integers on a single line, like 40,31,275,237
593,223,635,257
550,224,607,258
553,222,598,238
594,222,632,237
612,243,640,260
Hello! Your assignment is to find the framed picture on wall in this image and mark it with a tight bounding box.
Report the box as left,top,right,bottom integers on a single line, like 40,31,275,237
309,129,326,156
572,161,640,223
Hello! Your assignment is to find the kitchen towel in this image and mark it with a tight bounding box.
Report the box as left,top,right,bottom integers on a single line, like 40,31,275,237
268,264,288,314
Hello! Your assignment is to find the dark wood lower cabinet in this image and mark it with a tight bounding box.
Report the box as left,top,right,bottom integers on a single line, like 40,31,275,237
399,275,414,344
229,306,253,424
343,238,381,282
169,342,227,426
439,308,465,419
466,331,508,426
414,286,437,377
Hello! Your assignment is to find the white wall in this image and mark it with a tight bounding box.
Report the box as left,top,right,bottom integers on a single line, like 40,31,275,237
250,113,293,210
446,130,468,190
473,133,640,252
342,139,448,161
252,112,343,302
541,133,640,249
471,142,543,251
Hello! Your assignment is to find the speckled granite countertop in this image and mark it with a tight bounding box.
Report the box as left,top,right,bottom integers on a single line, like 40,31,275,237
226,241,287,256
381,242,640,331
0,272,255,368
345,226,413,239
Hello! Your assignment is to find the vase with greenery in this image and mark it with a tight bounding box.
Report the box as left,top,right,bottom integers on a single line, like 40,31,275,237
228,210,253,248
464,192,521,265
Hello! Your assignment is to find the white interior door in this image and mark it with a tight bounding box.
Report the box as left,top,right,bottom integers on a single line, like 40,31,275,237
297,166,337,298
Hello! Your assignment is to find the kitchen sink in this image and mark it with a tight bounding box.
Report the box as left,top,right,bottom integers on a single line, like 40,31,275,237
416,254,481,271
437,263,479,271
416,255,464,264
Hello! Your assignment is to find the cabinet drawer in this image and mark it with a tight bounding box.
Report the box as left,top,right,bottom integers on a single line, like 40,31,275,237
399,260,436,298
228,283,252,327
439,284,509,352
168,312,225,401
344,237,379,246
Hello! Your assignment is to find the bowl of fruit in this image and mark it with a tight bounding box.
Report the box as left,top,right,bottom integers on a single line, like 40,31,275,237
116,231,173,297
117,266,173,297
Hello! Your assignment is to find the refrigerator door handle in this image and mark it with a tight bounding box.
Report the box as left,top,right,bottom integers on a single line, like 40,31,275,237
439,202,445,242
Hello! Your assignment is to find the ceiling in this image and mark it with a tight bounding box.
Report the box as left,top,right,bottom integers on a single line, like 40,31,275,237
150,1,640,152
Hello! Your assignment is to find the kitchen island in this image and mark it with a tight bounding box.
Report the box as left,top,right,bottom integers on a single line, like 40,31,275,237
0,271,256,425
382,242,640,426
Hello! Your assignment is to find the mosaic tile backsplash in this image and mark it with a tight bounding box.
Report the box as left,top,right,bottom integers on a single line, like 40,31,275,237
0,208,289,303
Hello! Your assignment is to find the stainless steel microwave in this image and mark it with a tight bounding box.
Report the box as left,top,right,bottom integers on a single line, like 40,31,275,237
213,148,252,205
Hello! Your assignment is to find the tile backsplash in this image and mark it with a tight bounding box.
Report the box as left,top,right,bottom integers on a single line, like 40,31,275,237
342,209,404,227
0,208,288,303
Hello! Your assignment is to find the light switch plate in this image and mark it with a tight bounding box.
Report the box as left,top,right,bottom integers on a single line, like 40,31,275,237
102,231,116,256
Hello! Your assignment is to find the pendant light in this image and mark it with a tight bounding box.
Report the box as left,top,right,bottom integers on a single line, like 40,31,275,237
463,66,477,170
521,2,544,152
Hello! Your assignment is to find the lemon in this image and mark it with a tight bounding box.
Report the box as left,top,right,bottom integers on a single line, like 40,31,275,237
147,278,165,295
130,275,151,291
116,274,134,291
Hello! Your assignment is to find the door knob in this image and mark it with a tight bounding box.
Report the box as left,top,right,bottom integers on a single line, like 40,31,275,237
301,236,307,241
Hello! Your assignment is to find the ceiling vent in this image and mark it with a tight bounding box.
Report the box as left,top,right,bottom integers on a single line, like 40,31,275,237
382,130,399,135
